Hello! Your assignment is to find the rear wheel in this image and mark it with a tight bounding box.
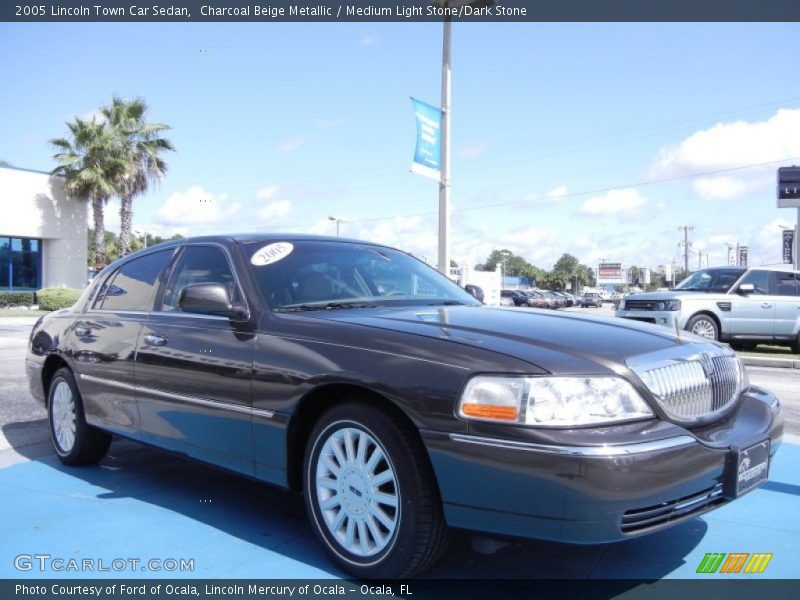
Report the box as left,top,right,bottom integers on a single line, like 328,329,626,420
48,368,111,465
686,314,719,341
303,401,448,578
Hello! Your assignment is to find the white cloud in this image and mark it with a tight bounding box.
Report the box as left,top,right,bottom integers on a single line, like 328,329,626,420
649,108,800,199
259,200,291,220
519,185,570,207
256,186,280,200
155,186,241,228
275,137,308,153
579,189,648,216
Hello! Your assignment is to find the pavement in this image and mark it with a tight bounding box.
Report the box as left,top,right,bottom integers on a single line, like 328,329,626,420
0,434,797,580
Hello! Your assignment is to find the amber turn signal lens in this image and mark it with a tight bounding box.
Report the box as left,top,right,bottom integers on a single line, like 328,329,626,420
460,404,518,421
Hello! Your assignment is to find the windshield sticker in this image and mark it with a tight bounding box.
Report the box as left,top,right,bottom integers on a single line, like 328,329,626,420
251,242,294,266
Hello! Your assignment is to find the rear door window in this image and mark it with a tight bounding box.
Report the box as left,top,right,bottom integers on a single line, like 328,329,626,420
95,250,173,311
775,272,800,296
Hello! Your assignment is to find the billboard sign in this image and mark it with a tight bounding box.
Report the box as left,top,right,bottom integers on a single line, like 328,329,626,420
598,262,623,284
739,246,748,267
778,166,800,208
410,98,442,181
784,230,795,265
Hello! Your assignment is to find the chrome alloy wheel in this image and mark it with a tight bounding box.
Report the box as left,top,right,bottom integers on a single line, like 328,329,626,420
51,380,77,453
690,318,717,339
314,427,399,558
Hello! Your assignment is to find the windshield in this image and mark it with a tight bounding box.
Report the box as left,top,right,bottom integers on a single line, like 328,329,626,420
244,240,480,311
674,268,744,292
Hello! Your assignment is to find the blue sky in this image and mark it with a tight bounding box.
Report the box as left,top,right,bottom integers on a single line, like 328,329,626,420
2,22,799,271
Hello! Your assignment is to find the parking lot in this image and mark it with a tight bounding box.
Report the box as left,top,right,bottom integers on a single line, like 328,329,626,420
1,315,799,581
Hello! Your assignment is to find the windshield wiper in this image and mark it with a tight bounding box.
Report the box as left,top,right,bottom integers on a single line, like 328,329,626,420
428,300,467,306
276,301,380,312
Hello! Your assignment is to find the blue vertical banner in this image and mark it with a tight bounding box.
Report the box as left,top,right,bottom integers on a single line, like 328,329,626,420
410,98,442,181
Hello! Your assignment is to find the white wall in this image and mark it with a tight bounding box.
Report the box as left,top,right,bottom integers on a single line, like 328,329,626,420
0,167,88,289
456,265,502,305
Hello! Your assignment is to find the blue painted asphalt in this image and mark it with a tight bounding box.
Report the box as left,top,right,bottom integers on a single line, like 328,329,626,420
0,438,798,580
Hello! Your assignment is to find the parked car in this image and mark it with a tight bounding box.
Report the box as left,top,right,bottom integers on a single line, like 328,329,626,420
581,292,604,308
615,266,800,351
27,236,783,578
524,291,549,309
539,290,563,309
464,284,484,303
552,291,575,307
501,289,528,306
499,295,515,307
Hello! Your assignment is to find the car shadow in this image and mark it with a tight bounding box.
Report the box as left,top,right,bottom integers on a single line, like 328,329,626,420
2,422,708,583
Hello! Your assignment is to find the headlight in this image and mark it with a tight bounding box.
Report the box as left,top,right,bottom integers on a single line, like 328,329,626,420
656,300,681,311
458,375,654,427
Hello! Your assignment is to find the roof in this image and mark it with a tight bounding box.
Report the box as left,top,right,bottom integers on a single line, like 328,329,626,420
0,165,64,178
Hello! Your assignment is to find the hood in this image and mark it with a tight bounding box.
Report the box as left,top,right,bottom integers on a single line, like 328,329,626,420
298,305,711,375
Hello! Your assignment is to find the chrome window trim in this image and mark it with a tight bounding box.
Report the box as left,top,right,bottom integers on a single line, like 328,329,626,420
448,433,696,456
78,374,274,419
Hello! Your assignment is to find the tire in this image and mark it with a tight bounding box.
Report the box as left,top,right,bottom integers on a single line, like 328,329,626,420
47,368,111,466
303,401,449,578
686,314,720,341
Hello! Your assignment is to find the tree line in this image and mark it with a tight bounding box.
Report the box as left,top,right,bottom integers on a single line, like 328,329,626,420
476,250,597,292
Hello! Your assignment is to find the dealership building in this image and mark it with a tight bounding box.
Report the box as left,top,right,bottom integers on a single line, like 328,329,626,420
1,166,88,292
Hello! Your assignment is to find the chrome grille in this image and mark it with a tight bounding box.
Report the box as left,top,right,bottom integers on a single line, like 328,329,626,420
625,300,659,310
634,354,745,423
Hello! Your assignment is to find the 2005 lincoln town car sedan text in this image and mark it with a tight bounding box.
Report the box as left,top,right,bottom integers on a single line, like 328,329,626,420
26,235,783,578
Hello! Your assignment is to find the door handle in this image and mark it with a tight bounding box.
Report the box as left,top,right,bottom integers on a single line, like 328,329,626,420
74,326,91,336
760,303,772,309
143,334,168,346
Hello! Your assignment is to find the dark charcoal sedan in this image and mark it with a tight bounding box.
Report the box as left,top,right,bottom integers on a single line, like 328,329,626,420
26,235,783,578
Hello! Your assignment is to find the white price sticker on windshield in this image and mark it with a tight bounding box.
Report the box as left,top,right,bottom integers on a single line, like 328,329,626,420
251,242,294,266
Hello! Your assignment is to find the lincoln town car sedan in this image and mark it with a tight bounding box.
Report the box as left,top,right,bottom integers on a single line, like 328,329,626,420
26,235,783,578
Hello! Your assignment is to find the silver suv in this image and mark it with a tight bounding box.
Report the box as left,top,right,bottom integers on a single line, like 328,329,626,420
615,266,800,352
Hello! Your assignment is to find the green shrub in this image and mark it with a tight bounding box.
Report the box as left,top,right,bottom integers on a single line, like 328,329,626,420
0,291,35,308
37,288,82,311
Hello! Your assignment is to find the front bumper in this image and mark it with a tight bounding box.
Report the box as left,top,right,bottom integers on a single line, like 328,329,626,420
615,308,683,329
421,387,783,544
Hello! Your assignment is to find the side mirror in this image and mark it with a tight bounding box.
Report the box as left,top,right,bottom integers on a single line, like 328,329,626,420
738,283,755,295
179,283,247,319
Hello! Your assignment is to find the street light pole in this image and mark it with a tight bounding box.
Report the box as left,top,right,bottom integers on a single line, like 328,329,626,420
328,215,346,237
437,8,452,277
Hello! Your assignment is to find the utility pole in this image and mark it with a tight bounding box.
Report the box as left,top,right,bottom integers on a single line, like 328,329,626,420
437,8,452,276
679,226,694,276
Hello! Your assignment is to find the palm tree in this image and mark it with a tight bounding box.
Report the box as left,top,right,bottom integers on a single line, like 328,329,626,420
102,97,174,256
51,118,126,271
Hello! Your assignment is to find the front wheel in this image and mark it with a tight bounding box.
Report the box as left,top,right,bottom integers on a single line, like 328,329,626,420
686,314,720,341
303,402,448,578
48,368,111,465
